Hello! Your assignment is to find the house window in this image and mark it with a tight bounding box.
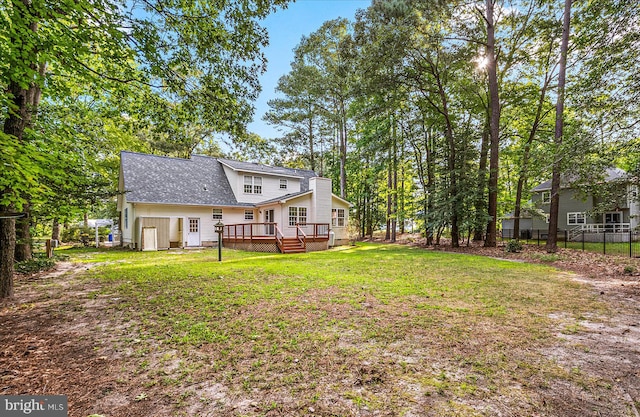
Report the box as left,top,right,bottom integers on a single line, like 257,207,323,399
244,175,262,194
567,212,586,225
605,212,622,224
332,208,345,227
212,208,223,220
541,191,551,204
124,208,128,229
288,207,307,226
299,207,307,225
280,179,288,190
244,210,254,220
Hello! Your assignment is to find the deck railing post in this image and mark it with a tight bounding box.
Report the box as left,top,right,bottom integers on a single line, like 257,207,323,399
537,229,540,246
630,230,633,258
582,230,585,251
564,230,567,248
603,229,606,255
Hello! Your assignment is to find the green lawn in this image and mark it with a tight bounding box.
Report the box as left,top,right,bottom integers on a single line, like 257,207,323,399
61,243,607,416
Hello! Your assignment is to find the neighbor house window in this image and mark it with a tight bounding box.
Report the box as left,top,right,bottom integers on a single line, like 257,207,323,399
244,210,254,220
212,208,223,220
280,179,288,190
244,175,262,194
332,208,345,227
541,191,551,204
124,208,128,229
567,212,586,225
288,207,307,226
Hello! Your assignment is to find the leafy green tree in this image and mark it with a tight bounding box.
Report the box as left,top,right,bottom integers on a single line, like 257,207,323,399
0,0,289,298
264,62,325,171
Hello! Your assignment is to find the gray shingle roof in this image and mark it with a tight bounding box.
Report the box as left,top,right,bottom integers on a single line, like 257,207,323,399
531,167,629,192
120,152,321,206
121,152,245,206
256,190,314,206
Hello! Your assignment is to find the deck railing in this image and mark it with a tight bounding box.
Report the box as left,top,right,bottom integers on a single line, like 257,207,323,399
223,222,330,242
295,223,330,239
223,222,278,241
579,223,630,233
296,225,307,249
275,226,284,252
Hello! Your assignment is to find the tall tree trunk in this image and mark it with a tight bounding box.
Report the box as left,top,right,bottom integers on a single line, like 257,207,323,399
484,0,501,248
1,6,42,297
546,0,572,253
385,146,392,241
473,116,490,241
308,114,315,172
0,217,15,298
339,102,347,199
52,218,61,241
14,203,32,262
391,119,398,243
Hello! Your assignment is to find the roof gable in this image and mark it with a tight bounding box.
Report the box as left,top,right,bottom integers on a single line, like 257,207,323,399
532,167,629,192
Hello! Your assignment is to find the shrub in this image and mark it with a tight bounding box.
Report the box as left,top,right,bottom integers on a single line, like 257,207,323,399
15,256,56,274
623,265,636,275
505,239,523,253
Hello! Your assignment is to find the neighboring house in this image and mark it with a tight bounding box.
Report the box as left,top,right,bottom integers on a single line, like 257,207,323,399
503,168,638,241
500,211,534,239
117,151,352,252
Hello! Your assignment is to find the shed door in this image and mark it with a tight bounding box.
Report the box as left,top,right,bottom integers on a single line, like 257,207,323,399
187,218,200,246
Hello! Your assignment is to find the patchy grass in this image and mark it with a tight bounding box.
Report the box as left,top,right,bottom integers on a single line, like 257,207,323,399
32,244,614,415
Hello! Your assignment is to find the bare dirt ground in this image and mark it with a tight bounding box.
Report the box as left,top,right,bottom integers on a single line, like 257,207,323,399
1,241,640,416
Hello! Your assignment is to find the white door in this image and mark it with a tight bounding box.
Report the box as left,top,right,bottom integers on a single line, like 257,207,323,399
187,218,200,246
605,212,622,232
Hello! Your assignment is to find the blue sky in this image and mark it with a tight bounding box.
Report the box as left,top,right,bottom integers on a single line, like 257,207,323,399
248,0,369,139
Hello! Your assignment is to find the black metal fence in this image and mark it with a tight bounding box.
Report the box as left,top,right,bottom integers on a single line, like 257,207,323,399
501,229,640,258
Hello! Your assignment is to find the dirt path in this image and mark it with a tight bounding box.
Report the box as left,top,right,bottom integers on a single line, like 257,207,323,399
2,250,640,416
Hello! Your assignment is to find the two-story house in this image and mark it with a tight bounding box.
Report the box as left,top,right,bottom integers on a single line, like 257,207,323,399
117,151,352,252
503,168,638,241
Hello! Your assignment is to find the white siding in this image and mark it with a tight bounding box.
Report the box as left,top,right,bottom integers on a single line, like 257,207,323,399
331,197,351,244
234,171,302,204
222,165,240,201
282,194,312,237
129,204,251,248
310,177,332,224
121,199,134,246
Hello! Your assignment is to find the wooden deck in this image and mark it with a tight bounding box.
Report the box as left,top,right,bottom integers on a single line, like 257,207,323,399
222,223,329,253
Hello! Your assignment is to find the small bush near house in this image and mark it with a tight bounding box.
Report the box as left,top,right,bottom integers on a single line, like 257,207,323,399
505,239,523,253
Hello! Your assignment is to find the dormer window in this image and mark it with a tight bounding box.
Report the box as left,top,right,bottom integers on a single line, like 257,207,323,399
244,175,262,194
280,179,288,190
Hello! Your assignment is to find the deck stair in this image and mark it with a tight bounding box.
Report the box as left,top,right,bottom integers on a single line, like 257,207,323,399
279,237,306,254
